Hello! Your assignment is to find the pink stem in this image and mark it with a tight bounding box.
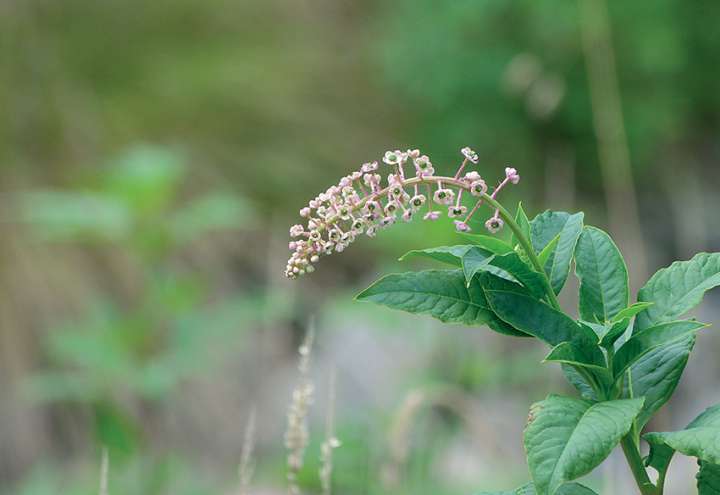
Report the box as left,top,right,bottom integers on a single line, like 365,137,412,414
454,159,468,180
464,199,484,223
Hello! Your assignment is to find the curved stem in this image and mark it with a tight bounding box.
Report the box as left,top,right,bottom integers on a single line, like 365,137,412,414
479,194,562,311
317,175,561,309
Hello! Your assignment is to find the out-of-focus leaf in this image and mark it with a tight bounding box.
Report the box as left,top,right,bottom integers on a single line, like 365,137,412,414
104,146,186,214
169,193,254,242
17,191,132,241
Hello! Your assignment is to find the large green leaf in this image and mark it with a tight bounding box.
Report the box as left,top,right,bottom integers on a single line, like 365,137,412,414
399,245,474,267
476,482,598,495
646,404,720,491
637,252,720,330
698,462,720,494
355,269,526,336
530,211,584,294
463,250,546,299
483,275,604,367
623,335,696,429
612,320,708,379
458,233,514,254
524,395,643,495
574,226,629,323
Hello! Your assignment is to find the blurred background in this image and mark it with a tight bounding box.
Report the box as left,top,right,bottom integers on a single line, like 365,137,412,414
1,0,719,493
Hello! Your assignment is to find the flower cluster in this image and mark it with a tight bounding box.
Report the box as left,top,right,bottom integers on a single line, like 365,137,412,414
285,147,520,278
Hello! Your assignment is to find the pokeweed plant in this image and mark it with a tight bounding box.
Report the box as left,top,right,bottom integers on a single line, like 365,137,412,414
284,147,720,495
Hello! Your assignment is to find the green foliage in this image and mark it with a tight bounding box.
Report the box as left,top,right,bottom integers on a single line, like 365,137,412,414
399,245,473,266
358,203,720,494
646,404,720,492
574,226,629,323
476,482,598,495
530,211,584,295
355,269,524,336
458,233,515,254
623,335,697,430
636,253,720,330
15,146,273,487
524,395,643,495
612,320,708,379
462,247,518,284
511,202,532,250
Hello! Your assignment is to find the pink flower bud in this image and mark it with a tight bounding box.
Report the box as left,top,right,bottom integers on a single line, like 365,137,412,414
470,180,488,196
454,220,471,232
383,150,401,165
433,188,455,205
461,147,479,164
409,194,426,210
485,217,504,234
423,211,441,221
505,167,520,184
448,205,468,218
290,225,305,237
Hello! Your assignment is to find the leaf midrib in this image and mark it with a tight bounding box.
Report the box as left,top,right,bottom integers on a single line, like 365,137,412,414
377,287,485,310
546,402,595,492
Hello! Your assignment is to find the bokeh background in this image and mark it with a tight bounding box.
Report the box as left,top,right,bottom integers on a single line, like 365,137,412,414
1,0,719,494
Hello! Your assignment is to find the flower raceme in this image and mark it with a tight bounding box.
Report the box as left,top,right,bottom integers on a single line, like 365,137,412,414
285,148,520,278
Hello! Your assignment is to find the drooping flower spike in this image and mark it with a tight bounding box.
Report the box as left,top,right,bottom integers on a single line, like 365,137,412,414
285,147,520,278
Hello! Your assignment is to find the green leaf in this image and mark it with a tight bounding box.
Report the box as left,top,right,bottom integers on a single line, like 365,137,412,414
613,320,708,379
524,395,643,495
511,202,532,249
399,245,474,267
637,252,720,330
574,226,629,322
464,250,547,299
598,318,631,349
169,193,254,242
461,247,517,283
483,275,604,367
611,302,653,323
530,211,584,294
624,335,696,429
562,365,598,401
17,191,132,242
544,342,608,374
698,462,720,494
355,269,526,337
458,232,514,254
476,482,598,495
645,404,720,486
538,233,561,267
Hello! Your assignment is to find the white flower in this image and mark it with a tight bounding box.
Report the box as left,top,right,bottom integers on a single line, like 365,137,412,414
461,147,479,164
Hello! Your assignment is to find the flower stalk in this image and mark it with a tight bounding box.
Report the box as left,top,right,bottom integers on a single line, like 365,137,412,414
286,148,523,280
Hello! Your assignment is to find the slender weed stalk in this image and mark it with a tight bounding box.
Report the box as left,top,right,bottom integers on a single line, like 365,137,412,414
238,406,257,495
98,447,109,495
284,324,315,495
319,368,340,495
